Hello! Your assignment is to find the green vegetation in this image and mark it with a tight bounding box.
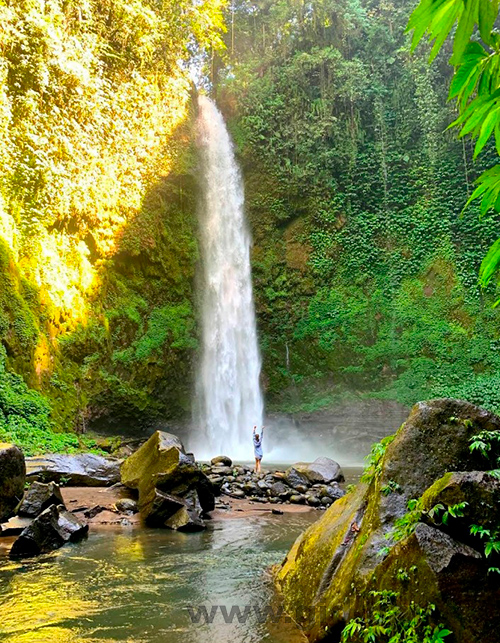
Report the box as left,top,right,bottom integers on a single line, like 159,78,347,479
218,0,500,414
0,0,225,446
3,0,500,450
0,345,99,454
407,0,500,294
341,590,451,643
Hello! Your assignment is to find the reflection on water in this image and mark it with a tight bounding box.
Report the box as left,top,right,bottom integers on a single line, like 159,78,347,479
0,512,319,643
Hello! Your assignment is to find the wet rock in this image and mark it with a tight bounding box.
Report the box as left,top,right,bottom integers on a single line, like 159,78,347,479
325,484,345,501
164,490,205,532
284,467,310,490
290,494,306,504
211,465,233,476
207,475,224,495
243,482,259,496
114,498,139,515
120,431,215,524
228,488,245,499
305,494,321,507
26,454,120,487
0,443,26,521
249,496,268,503
270,482,292,499
257,479,271,493
17,482,65,517
272,508,284,515
83,505,107,519
10,504,88,559
289,457,344,485
0,516,33,537
320,496,332,506
211,455,232,467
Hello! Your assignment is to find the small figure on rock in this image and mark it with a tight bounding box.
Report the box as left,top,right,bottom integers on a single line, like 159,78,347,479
253,425,265,473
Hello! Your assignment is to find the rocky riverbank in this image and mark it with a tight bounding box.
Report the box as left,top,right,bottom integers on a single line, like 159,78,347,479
0,431,349,559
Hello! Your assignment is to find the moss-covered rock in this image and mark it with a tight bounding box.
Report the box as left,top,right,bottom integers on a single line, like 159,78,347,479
120,430,215,527
120,431,185,493
276,399,500,642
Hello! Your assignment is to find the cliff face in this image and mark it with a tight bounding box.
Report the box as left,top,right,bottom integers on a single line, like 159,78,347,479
3,0,500,447
218,0,500,415
0,0,226,437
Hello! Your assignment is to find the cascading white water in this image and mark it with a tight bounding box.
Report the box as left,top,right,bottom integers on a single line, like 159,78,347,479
193,95,264,460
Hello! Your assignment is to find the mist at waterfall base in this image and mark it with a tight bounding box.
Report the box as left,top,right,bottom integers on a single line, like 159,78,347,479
188,96,390,467
192,95,264,461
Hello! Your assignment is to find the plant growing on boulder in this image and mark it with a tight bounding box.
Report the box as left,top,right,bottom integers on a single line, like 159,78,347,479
360,435,396,485
341,591,451,643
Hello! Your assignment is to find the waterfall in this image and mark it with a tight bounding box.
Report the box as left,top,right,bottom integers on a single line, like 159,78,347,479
193,95,264,460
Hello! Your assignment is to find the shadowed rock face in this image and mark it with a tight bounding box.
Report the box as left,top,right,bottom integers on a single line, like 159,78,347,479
0,443,25,521
276,399,500,643
9,504,88,559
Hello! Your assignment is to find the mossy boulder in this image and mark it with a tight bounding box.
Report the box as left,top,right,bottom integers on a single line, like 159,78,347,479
0,443,26,521
120,431,185,492
120,430,215,528
276,399,500,643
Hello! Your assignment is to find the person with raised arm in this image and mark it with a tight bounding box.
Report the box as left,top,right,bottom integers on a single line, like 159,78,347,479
253,425,265,473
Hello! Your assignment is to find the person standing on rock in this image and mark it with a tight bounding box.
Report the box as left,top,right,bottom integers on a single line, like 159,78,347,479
253,425,265,473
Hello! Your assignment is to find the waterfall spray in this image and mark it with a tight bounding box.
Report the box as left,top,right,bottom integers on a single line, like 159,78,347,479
193,95,264,460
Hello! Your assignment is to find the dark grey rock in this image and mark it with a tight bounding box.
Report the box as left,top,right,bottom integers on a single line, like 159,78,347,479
115,498,139,515
290,494,306,504
284,466,310,489
0,444,25,521
26,453,121,487
211,455,232,467
211,465,233,476
10,504,88,558
270,482,292,499
164,490,205,532
18,482,65,517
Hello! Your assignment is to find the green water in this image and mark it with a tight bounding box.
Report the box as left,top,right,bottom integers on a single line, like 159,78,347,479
0,511,320,643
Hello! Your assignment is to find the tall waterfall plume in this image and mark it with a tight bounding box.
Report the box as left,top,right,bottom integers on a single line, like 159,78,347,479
193,95,264,460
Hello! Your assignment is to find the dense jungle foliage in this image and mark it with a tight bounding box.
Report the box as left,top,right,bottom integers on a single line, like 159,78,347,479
217,0,500,412
0,0,225,444
2,0,500,449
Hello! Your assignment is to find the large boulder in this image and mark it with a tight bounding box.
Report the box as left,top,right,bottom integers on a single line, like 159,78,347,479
17,481,65,517
287,457,344,485
120,431,214,528
211,455,232,467
0,443,26,521
276,399,500,643
120,431,185,490
10,504,88,559
26,453,121,486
